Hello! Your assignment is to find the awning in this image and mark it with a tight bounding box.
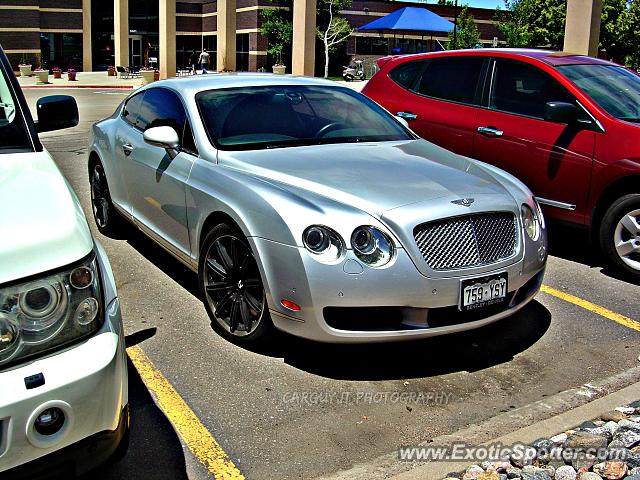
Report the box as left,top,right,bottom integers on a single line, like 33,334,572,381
357,7,454,33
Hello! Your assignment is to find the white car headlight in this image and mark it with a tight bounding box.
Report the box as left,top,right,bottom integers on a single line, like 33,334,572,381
521,204,541,241
0,253,103,367
351,226,395,267
302,225,345,263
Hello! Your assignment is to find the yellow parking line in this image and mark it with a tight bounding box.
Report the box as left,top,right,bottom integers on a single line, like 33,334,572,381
541,285,640,332
127,345,245,480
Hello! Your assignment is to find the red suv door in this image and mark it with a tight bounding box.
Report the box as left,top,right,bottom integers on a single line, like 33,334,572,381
472,58,596,224
381,56,487,158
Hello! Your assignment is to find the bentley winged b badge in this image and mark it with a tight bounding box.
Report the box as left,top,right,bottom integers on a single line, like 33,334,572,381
451,198,475,207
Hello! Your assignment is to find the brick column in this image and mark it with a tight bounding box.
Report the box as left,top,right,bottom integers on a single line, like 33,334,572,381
114,0,129,68
160,0,176,78
217,0,236,71
82,0,92,71
563,0,602,56
292,0,316,76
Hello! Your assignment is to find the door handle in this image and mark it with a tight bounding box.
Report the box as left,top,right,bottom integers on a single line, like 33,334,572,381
396,111,418,121
477,126,504,137
122,144,134,156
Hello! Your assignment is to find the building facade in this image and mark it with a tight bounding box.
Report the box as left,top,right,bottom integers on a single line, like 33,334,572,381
0,0,502,73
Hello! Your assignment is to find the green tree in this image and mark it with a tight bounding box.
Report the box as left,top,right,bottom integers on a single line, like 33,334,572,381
496,0,565,49
495,0,533,47
260,6,293,66
449,6,481,49
316,0,354,78
595,0,629,63
625,0,640,68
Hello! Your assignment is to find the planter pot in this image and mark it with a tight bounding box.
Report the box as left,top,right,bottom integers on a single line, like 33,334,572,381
34,70,49,84
272,65,286,74
19,65,32,77
53,71,62,79
140,70,155,85
107,67,116,77
154,71,160,81
67,71,77,81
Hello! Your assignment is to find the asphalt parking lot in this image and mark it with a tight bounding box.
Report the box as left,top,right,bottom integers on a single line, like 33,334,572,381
24,88,640,480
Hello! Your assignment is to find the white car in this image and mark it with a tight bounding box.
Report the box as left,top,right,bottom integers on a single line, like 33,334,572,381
0,47,129,478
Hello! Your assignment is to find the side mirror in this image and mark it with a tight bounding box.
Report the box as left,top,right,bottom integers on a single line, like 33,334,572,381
35,95,79,133
544,101,578,124
395,116,410,128
143,126,179,150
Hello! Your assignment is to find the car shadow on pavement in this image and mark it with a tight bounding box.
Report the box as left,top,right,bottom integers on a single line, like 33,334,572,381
268,300,551,381
546,221,640,286
123,224,202,300
78,355,189,480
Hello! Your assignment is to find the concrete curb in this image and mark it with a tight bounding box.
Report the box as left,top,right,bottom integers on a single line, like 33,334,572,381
318,365,640,480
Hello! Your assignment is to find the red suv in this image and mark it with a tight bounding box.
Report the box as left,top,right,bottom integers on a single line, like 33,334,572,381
363,49,640,280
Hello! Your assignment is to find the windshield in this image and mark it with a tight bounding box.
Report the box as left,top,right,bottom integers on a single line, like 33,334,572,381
0,61,32,152
557,64,640,122
196,85,413,151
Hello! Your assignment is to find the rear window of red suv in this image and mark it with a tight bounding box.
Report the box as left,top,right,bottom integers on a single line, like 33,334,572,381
388,56,484,106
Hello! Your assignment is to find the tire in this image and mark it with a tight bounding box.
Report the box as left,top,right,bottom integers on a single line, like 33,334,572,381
198,223,273,344
599,194,640,281
90,161,126,238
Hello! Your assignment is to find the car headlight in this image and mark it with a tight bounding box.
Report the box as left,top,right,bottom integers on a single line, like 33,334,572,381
351,226,395,267
0,253,103,367
302,225,345,262
521,204,541,241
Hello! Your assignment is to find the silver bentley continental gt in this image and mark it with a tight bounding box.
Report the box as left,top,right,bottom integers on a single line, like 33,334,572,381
88,74,547,344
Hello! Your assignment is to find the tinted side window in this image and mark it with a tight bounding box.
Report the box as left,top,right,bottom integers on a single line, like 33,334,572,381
417,57,484,104
490,60,573,119
137,88,186,137
122,93,143,127
389,60,424,90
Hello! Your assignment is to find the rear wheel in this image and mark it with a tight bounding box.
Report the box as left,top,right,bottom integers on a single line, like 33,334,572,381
198,223,273,344
599,194,640,281
90,162,125,237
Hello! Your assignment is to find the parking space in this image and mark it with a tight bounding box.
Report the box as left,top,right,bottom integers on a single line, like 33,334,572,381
23,89,640,480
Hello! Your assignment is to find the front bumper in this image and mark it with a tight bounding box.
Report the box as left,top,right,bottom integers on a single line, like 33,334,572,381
0,244,128,475
251,236,546,343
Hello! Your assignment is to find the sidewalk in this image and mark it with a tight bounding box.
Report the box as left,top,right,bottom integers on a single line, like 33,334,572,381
16,71,143,89
16,70,368,91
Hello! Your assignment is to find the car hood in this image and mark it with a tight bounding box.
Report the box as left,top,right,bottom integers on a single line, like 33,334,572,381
0,151,93,285
219,139,513,215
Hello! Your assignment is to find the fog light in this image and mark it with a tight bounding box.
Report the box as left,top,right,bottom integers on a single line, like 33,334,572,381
34,407,65,436
69,266,94,289
74,297,99,325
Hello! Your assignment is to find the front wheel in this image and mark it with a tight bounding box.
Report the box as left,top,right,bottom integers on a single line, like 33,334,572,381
198,224,273,344
599,194,640,281
90,162,126,238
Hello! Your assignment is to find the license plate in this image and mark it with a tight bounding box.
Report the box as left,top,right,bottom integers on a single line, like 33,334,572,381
460,273,508,311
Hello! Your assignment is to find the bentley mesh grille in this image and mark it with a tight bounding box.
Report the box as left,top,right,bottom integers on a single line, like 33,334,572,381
413,212,517,270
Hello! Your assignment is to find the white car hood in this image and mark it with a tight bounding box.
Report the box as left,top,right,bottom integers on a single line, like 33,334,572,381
0,150,93,284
